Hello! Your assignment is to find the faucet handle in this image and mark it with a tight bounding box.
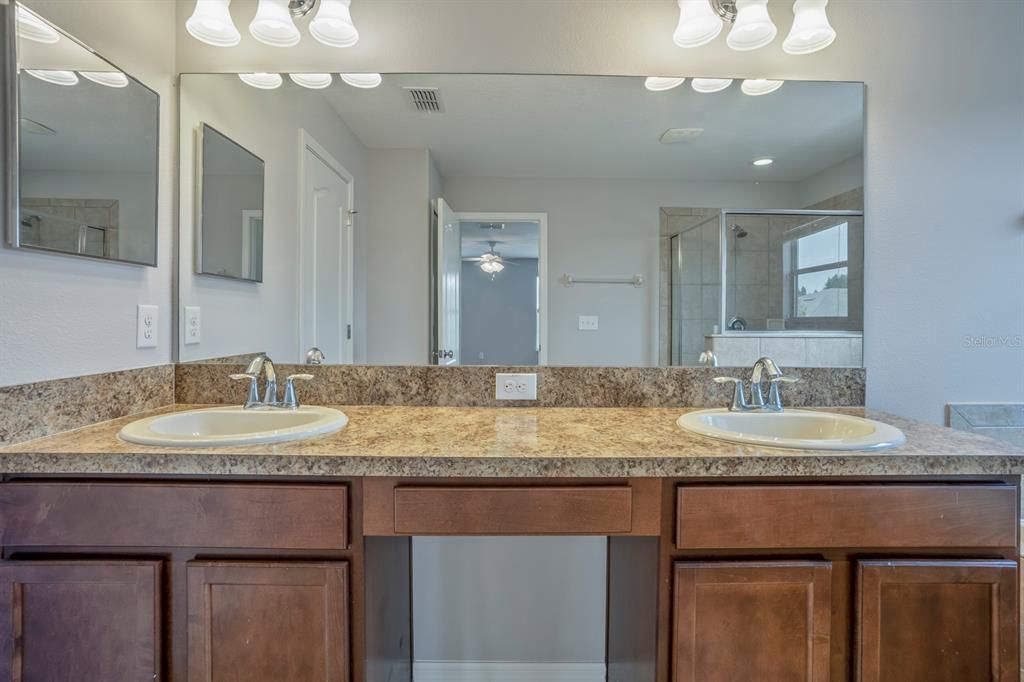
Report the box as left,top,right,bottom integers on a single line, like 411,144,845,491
714,376,750,412
770,375,800,384
282,374,315,409
229,373,260,408
713,376,743,385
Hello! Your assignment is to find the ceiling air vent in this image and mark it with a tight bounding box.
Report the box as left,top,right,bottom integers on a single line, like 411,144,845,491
405,87,444,113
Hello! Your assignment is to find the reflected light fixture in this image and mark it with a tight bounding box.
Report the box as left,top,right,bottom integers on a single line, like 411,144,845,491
727,0,777,51
290,73,333,89
16,6,60,44
691,78,733,93
80,71,130,88
249,0,301,47
25,69,79,86
185,0,241,47
310,0,360,48
741,78,784,96
752,157,774,166
673,0,723,48
340,73,382,88
783,0,836,54
644,77,686,92
238,72,283,89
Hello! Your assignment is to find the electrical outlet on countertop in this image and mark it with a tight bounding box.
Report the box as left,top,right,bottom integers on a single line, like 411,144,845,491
495,373,537,400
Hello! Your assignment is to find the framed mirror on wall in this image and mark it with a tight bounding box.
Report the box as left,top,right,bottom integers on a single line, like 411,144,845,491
5,3,159,266
176,73,864,369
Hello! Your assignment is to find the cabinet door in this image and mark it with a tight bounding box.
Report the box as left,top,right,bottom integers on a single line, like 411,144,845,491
187,562,349,682
673,561,832,682
0,561,161,681
857,559,1018,682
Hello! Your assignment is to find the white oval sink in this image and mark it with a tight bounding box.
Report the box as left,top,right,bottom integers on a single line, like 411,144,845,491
119,406,348,447
677,409,906,451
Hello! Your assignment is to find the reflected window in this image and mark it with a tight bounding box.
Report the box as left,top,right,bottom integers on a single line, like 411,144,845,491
790,222,849,319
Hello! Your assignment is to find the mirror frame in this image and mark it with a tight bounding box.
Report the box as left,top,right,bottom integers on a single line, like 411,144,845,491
193,122,266,283
3,2,161,267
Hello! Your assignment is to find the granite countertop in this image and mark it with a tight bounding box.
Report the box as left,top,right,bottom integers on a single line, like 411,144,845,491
1,405,1023,478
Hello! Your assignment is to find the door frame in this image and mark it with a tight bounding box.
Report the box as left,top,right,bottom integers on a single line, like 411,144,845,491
296,129,355,364
456,210,549,365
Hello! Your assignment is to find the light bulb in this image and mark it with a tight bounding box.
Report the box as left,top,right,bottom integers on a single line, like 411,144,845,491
741,78,784,96
340,73,382,89
80,71,130,88
290,73,333,89
691,78,733,93
673,0,723,48
238,72,283,89
752,157,775,166
16,6,60,44
783,0,836,55
185,0,240,47
644,77,686,92
310,0,359,48
727,0,777,51
250,0,300,47
25,70,79,86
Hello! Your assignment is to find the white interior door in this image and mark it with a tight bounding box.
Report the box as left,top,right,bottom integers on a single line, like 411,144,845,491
299,132,354,364
436,198,461,365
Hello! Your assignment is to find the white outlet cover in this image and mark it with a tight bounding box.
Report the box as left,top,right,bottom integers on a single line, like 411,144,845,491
136,305,158,349
578,315,599,331
184,306,201,345
495,372,538,400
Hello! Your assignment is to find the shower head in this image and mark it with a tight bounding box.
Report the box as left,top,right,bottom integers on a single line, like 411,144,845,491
731,224,748,239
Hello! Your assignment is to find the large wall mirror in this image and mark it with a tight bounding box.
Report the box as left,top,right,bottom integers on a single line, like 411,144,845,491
8,4,159,266
178,73,863,368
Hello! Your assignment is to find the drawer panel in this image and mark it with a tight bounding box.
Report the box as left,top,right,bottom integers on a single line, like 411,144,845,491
0,482,348,550
394,486,633,534
676,484,1017,550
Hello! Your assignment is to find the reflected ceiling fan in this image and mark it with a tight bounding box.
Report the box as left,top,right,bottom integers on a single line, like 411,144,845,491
464,240,516,275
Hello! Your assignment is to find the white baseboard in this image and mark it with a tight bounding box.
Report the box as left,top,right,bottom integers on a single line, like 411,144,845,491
413,660,606,682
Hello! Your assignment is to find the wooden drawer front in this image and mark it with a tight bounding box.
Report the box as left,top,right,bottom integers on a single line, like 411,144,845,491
0,482,348,550
676,484,1017,550
393,486,633,534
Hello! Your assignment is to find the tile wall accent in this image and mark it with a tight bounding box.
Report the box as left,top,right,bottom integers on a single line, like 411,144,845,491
176,363,866,409
708,333,864,368
948,403,1024,448
0,365,175,446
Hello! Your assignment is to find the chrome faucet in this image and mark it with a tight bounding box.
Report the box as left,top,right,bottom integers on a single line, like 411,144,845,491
714,356,800,412
229,354,312,409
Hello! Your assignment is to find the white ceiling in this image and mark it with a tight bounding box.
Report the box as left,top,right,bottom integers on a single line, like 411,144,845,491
460,221,539,259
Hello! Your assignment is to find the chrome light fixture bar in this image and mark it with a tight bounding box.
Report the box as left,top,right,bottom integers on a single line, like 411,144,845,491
675,0,835,54
185,0,360,48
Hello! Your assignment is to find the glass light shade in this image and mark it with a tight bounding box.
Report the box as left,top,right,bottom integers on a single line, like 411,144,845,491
644,77,686,92
741,78,784,96
185,0,241,47
249,0,300,47
783,0,836,55
290,73,333,89
25,69,79,86
80,71,130,88
481,260,504,274
726,0,777,51
310,0,359,48
16,6,60,44
238,72,283,89
673,0,722,48
340,73,382,89
691,78,733,93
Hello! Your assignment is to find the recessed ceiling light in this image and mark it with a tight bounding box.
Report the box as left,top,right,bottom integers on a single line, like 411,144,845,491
80,71,130,88
340,73,382,88
691,78,733,93
16,6,60,44
644,77,686,92
752,157,775,166
24,70,79,86
238,72,283,89
741,78,784,96
289,73,333,89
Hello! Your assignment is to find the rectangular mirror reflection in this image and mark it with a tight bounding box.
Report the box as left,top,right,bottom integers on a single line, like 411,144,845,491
14,4,159,266
178,74,864,368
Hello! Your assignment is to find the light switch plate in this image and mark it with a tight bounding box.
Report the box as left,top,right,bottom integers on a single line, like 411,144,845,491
495,372,538,400
136,305,158,349
578,315,599,331
184,306,201,345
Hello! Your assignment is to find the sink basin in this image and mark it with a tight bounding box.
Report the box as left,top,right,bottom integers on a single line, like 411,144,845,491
119,406,348,447
677,409,906,451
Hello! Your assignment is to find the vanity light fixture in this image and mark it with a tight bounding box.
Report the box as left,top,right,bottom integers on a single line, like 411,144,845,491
24,69,79,86
238,72,284,89
16,6,60,44
80,71,130,88
250,0,302,47
783,0,836,54
309,0,360,48
644,77,686,92
340,73,382,88
673,0,723,48
741,78,784,96
185,0,241,47
752,157,774,166
727,0,777,51
290,73,333,89
691,78,733,93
